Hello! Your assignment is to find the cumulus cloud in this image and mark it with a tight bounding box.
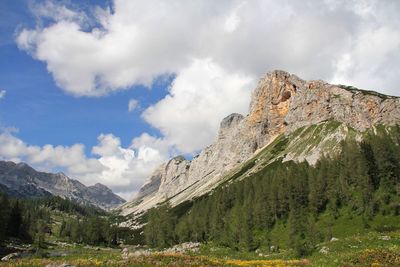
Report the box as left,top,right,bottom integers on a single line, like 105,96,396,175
331,26,400,96
30,0,89,24
128,99,139,112
143,58,255,153
0,131,168,198
0,90,6,99
86,133,168,195
17,0,400,97
0,132,103,175
11,0,400,196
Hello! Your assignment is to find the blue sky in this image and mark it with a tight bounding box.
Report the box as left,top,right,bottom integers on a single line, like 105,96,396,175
0,0,170,149
0,0,399,198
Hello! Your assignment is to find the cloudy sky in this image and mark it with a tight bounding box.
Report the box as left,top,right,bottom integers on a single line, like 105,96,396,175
0,0,399,199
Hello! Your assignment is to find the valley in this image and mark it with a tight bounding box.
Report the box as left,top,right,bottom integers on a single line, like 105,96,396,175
1,71,400,266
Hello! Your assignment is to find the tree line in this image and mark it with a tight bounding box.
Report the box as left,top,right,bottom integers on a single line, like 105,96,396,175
0,195,135,248
144,126,400,256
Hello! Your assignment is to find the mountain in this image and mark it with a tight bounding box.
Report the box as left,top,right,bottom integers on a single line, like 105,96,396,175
0,161,126,210
118,70,400,218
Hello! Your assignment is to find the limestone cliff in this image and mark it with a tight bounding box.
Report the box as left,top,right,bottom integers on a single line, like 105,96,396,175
119,70,400,217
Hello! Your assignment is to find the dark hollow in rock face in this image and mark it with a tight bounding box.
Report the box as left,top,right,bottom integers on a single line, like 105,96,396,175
281,91,291,102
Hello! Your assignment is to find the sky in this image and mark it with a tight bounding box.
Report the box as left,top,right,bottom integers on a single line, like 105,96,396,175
0,0,399,200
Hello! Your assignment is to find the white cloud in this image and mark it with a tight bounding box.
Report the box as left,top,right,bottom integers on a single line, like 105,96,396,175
10,0,400,196
86,133,168,194
331,26,400,96
0,132,103,175
128,99,139,112
92,134,122,157
85,133,169,196
143,58,255,153
18,0,400,97
0,131,168,197
30,0,88,24
0,90,6,99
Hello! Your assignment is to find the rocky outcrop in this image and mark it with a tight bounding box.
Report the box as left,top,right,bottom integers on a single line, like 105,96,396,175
134,167,163,201
0,161,125,209
119,70,400,217
1,252,20,262
87,183,126,209
121,242,200,259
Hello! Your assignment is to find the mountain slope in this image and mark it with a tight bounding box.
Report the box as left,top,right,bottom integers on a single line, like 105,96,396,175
143,125,400,255
119,70,400,218
0,161,125,209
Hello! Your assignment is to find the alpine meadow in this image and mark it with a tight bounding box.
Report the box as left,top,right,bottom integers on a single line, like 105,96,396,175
1,1,400,266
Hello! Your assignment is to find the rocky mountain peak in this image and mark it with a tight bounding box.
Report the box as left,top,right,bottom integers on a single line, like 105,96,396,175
0,161,125,210
249,70,297,123
119,70,400,218
91,183,110,190
220,113,244,129
55,172,70,181
16,162,29,168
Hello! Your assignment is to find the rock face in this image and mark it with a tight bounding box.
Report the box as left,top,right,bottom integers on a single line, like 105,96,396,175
0,161,125,209
86,183,127,209
119,70,400,217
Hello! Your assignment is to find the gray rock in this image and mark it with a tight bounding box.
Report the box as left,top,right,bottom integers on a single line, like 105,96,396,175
119,70,400,217
319,246,330,254
121,248,129,259
46,263,75,267
121,248,151,259
1,252,20,261
0,161,125,210
163,242,201,254
220,113,244,129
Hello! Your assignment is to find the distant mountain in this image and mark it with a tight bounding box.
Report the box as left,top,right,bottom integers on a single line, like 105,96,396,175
118,70,400,219
0,161,125,210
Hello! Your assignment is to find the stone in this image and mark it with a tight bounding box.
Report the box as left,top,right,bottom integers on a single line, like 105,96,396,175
45,263,75,267
1,252,20,261
121,248,152,259
378,236,391,241
319,246,330,254
0,161,125,210
163,242,201,254
119,70,400,218
330,237,339,242
121,248,129,259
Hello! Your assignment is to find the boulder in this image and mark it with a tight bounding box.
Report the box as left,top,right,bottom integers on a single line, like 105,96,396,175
163,242,201,254
1,252,20,261
121,248,151,259
319,246,329,254
45,263,75,267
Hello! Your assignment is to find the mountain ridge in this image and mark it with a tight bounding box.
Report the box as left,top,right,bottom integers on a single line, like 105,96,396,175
0,160,125,210
119,70,400,218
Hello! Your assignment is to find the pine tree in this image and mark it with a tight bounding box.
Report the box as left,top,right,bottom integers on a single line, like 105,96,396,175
8,200,23,238
0,193,10,242
33,219,47,250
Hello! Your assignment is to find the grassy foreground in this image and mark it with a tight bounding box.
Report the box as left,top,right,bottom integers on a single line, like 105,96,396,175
1,230,399,267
